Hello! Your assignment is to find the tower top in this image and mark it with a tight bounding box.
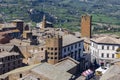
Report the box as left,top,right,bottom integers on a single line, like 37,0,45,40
81,14,92,20
81,14,92,38
41,15,46,29
43,15,46,21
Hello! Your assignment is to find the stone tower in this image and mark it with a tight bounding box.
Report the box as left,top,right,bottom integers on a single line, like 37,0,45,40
41,15,46,29
12,19,24,33
22,24,32,39
81,14,92,38
46,34,62,64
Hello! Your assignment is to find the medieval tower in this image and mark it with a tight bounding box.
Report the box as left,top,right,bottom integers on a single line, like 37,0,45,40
41,15,46,29
81,14,92,38
46,34,62,64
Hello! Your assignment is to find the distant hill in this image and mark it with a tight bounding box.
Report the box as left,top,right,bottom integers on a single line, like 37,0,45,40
0,0,120,31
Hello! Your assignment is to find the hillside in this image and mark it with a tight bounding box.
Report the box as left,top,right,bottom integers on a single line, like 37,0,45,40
0,0,120,32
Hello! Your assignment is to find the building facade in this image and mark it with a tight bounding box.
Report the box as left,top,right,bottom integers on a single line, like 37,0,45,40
0,51,23,75
90,36,120,66
0,57,81,80
62,35,84,61
46,35,62,64
0,45,24,75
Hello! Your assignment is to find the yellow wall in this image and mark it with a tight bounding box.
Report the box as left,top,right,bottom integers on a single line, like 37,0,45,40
116,53,120,58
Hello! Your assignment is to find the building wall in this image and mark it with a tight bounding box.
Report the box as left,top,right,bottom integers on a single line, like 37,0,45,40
0,37,10,44
81,14,92,38
90,41,120,65
8,70,30,80
62,40,84,61
19,45,46,65
116,52,120,58
13,21,24,33
8,70,50,80
0,54,23,75
84,41,90,52
27,46,46,65
46,35,62,64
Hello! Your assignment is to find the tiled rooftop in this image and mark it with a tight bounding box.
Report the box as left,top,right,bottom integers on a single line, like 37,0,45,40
54,57,79,72
0,45,14,52
0,63,40,79
0,51,19,58
31,63,73,80
63,34,83,46
100,64,120,80
91,36,120,44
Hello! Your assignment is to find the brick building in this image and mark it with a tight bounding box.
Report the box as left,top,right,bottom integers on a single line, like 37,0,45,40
81,14,92,38
0,57,81,80
46,35,62,64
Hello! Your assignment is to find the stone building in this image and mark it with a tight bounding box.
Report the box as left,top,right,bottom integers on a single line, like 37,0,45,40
62,34,84,61
0,29,21,44
90,36,120,66
12,19,24,33
0,57,82,80
0,45,23,75
46,34,62,64
41,15,46,29
9,27,84,65
45,33,84,65
81,14,92,38
100,60,120,80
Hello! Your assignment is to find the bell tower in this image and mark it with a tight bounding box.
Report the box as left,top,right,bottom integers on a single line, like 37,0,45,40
41,15,46,29
81,14,92,38
46,34,62,64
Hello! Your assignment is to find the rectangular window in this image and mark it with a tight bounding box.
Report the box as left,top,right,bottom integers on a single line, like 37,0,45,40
55,57,57,59
71,46,73,50
64,55,66,58
112,54,114,58
47,52,49,54
13,62,15,65
71,52,73,58
55,52,57,55
79,43,81,47
48,47,50,50
55,48,57,50
102,46,104,50
79,49,81,53
107,46,109,50
68,47,70,51
51,48,53,50
101,53,104,57
75,51,77,54
51,52,53,55
3,64,5,67
107,54,109,58
1,58,3,62
64,48,66,52
41,48,43,51
8,63,10,66
20,74,22,78
37,78,40,80
78,49,81,58
48,57,50,59
75,44,77,48
112,46,115,50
